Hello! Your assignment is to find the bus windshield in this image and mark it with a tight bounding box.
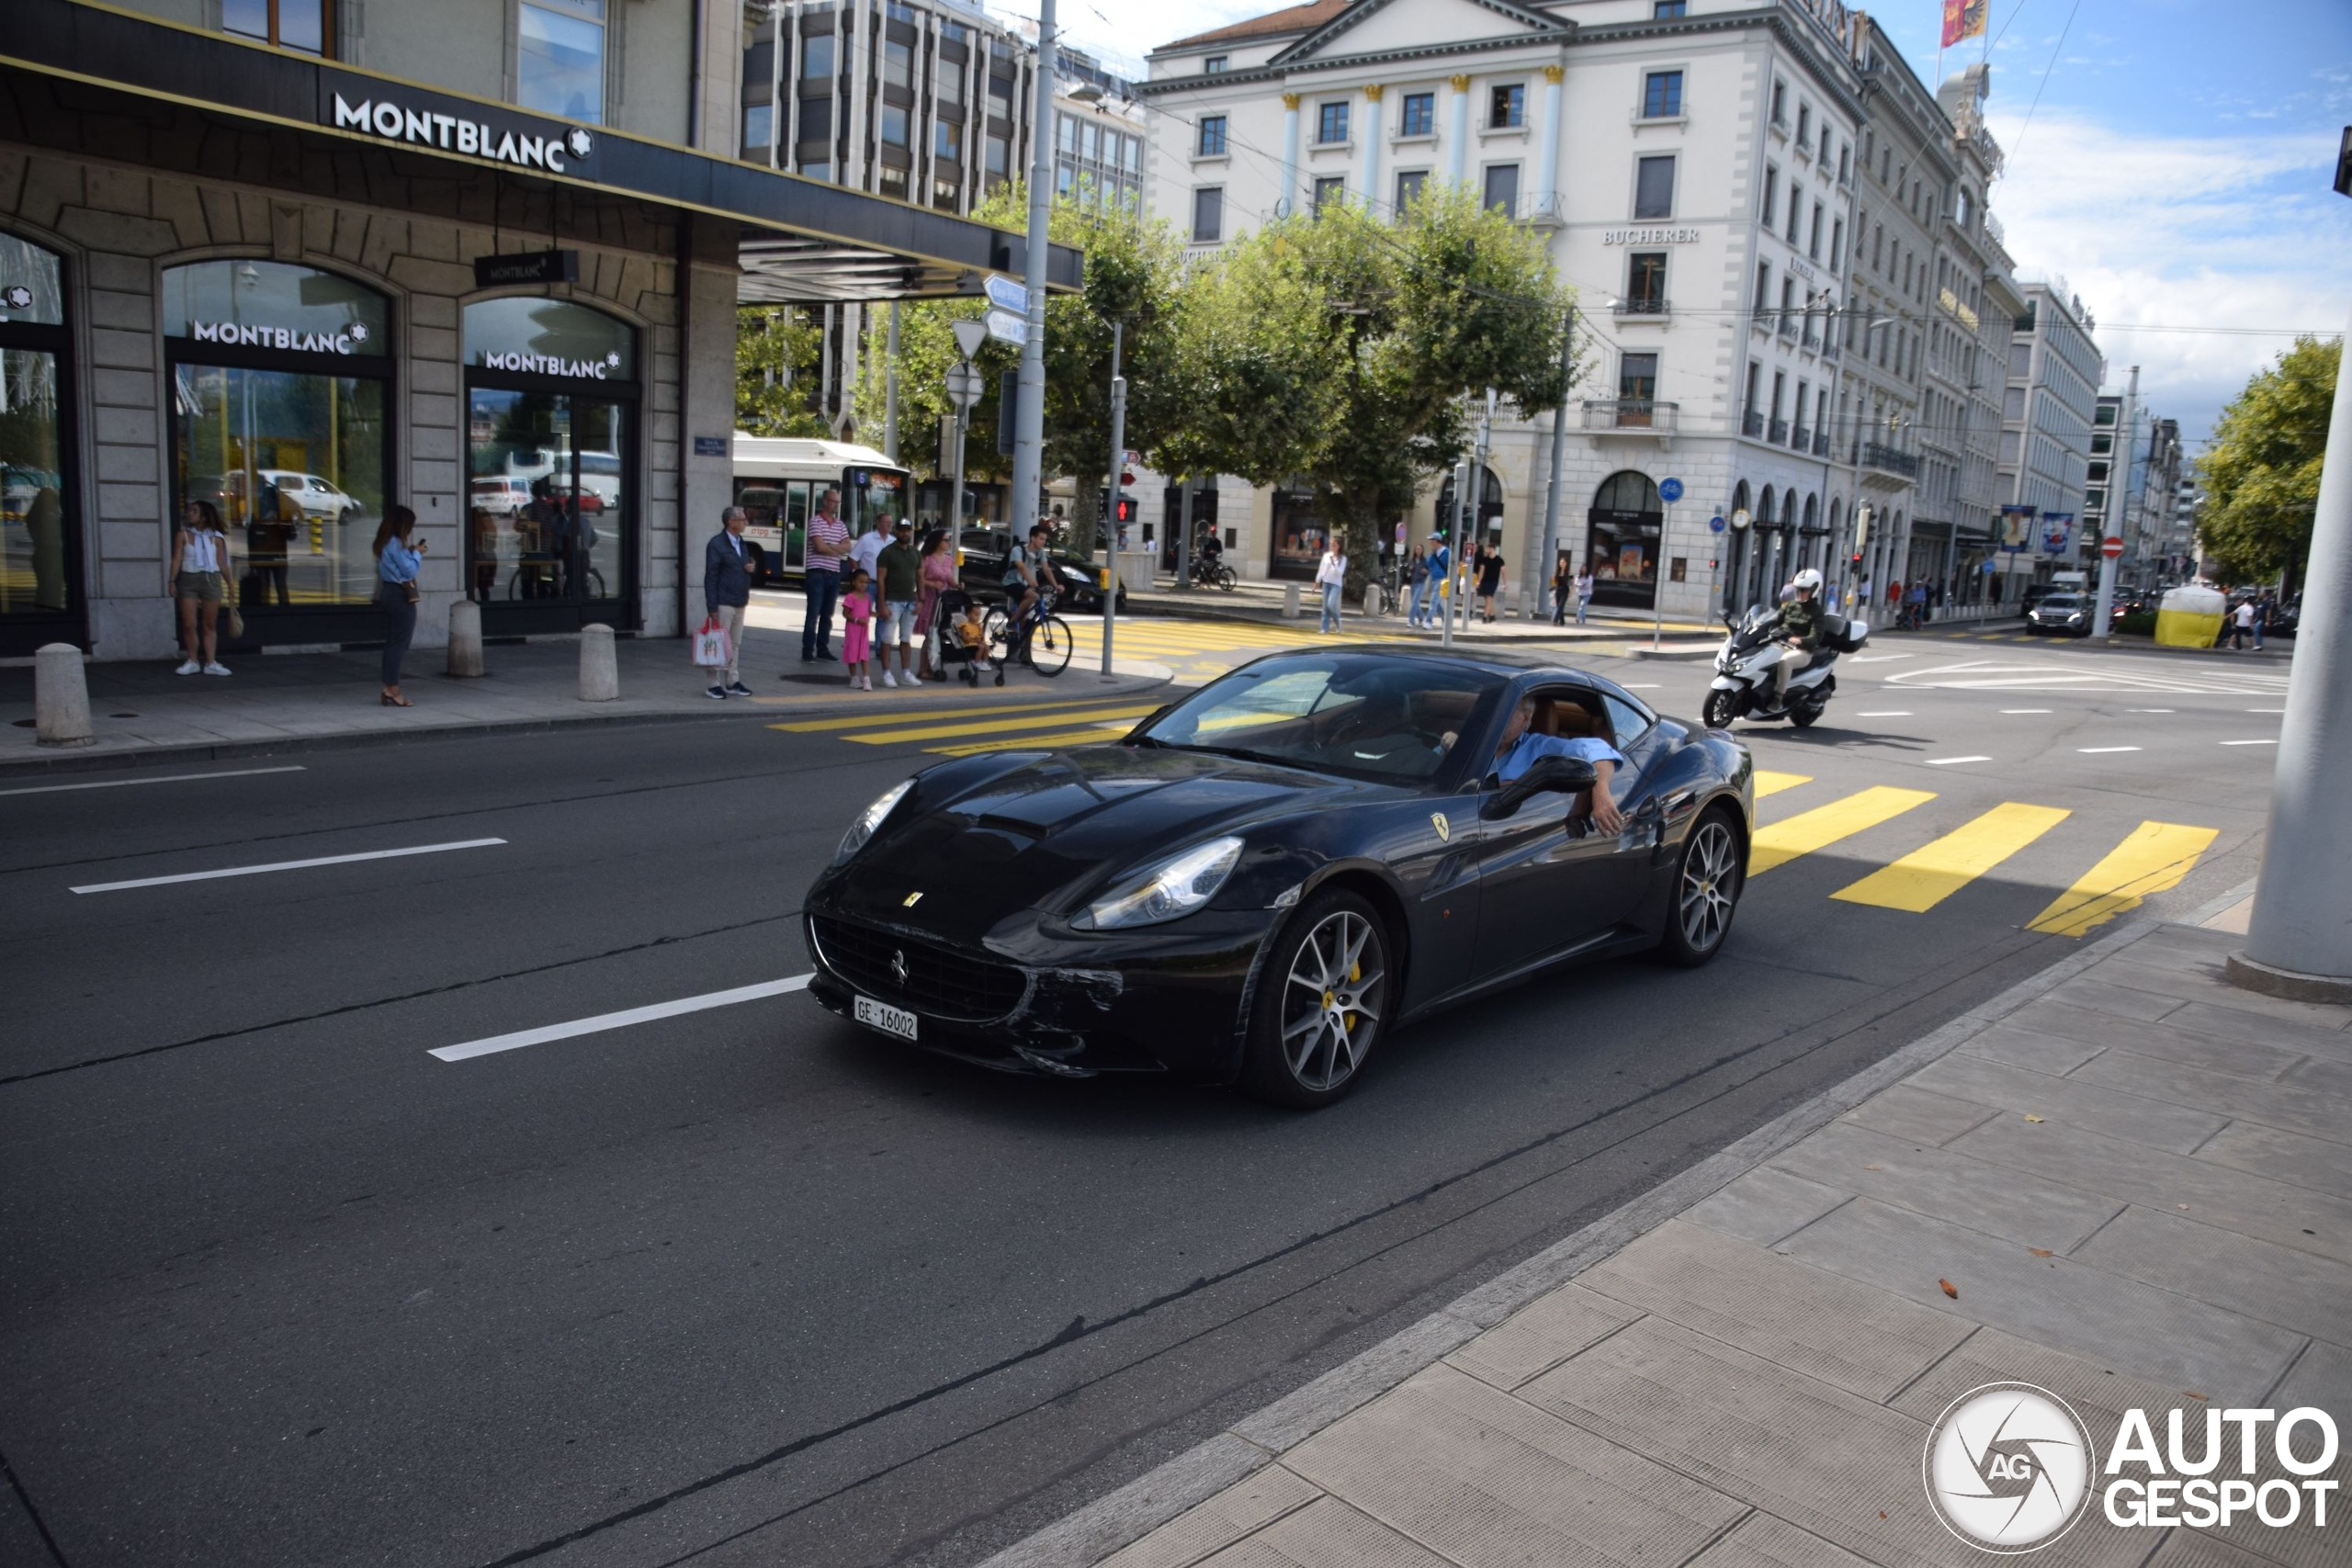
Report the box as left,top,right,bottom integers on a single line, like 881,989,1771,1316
846,466,910,534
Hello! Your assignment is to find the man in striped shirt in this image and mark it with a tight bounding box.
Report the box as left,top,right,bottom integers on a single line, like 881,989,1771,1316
801,486,851,662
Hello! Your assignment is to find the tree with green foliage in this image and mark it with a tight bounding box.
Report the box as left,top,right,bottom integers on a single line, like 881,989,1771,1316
1175,185,1577,592
735,306,830,439
2196,334,2338,587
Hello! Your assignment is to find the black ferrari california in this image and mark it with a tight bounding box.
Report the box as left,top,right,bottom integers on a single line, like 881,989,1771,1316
804,648,1755,1106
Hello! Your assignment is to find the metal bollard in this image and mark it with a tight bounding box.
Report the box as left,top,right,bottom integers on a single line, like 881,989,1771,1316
34,642,94,747
1283,582,1301,620
578,623,619,702
447,598,483,678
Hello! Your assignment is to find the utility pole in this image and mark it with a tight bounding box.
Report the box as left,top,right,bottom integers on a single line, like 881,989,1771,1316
1100,320,1125,678
882,300,900,463
2090,365,2135,639
1536,304,1574,619
1007,0,1057,539
1442,449,1467,649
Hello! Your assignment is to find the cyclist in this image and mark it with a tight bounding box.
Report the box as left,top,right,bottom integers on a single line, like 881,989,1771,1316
1002,521,1051,648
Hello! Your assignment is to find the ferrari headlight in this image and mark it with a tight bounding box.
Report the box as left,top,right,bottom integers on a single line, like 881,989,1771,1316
1074,836,1244,931
835,779,913,863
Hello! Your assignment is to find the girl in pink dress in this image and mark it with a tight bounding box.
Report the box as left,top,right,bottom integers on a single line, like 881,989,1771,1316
841,570,875,689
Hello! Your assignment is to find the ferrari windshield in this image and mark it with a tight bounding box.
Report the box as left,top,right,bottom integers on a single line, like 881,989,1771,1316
1134,653,1505,782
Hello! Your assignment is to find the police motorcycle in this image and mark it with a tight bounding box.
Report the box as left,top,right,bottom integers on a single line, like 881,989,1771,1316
1702,572,1870,729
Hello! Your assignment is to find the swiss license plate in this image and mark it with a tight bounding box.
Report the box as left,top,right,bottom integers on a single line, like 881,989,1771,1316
854,995,919,1041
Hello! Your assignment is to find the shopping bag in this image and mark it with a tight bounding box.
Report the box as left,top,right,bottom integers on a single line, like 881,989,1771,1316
692,616,731,668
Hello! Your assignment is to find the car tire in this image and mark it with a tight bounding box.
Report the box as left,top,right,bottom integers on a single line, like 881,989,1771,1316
1657,807,1743,967
1241,888,1390,1109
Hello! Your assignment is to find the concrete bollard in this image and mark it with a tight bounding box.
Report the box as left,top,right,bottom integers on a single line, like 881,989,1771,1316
1283,582,1301,619
34,642,95,747
578,623,619,702
447,598,483,678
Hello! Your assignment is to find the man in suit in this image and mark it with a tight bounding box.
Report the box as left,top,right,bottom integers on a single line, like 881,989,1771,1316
704,505,756,699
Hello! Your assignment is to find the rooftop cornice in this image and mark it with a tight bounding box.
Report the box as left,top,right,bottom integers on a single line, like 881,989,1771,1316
1270,0,1569,67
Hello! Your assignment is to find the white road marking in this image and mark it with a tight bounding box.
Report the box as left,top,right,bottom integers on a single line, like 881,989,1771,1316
0,764,305,798
1858,710,1914,717
1618,682,1661,689
1999,709,2052,715
432,975,813,1062
1847,653,1917,663
2129,708,2174,714
2246,708,2283,714
1928,755,1992,765
2078,746,2143,754
72,838,505,895
2220,739,2278,747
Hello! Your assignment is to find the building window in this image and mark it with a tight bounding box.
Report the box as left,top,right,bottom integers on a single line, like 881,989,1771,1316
802,33,835,78
881,165,910,200
1830,219,1844,274
938,62,964,105
1786,192,1802,244
1762,167,1778,226
1642,71,1682,118
798,160,831,181
1754,261,1770,314
742,103,773,152
1204,55,1228,73
984,134,1008,175
1313,175,1346,215
934,119,961,162
1198,115,1227,156
1317,102,1350,143
1626,252,1667,313
1809,202,1823,260
1796,103,1810,146
1058,115,1078,153
887,39,916,89
1482,163,1521,217
518,0,605,122
1634,154,1675,219
223,0,332,55
1770,78,1786,126
1654,0,1687,15
934,177,961,211
1192,186,1224,243
1619,352,1658,405
1490,84,1525,129
1400,92,1435,136
881,105,910,147
1956,186,1974,228
1838,142,1850,184
0,234,81,649
1396,169,1429,212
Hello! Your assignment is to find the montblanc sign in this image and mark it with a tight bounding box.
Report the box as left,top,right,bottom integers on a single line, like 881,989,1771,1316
479,348,625,379
191,319,371,355
317,71,601,179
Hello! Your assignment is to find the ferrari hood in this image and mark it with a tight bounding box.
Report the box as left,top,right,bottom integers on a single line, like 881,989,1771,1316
825,748,1376,941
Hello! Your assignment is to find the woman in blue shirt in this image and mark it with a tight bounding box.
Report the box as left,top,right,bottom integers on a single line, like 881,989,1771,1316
371,505,425,706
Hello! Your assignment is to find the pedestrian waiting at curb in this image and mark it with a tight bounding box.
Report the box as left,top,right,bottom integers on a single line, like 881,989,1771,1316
915,525,957,679
373,505,424,706
1404,546,1430,628
1574,565,1595,626
1550,551,1570,626
172,498,233,676
841,569,875,690
702,504,755,700
1422,533,1451,630
1315,537,1347,633
1477,546,1506,624
797,486,849,664
875,518,924,688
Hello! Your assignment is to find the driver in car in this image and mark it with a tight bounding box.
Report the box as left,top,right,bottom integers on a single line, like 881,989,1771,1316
1492,697,1626,836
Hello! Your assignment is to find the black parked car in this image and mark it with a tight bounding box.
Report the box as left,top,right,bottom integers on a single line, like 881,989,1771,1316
955,527,1129,612
803,648,1755,1106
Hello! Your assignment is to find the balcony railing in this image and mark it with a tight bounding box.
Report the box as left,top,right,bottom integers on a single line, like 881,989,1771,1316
1860,439,1921,479
1770,417,1790,445
1803,321,1821,350
1613,295,1670,319
1813,429,1831,457
1792,423,1812,450
1583,399,1679,433
1778,311,1799,342
1751,308,1772,334
1742,406,1764,438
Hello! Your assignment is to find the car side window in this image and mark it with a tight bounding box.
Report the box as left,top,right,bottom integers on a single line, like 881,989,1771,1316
1601,694,1653,748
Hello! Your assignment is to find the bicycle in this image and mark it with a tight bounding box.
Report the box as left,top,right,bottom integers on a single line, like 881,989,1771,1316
1186,557,1238,592
981,590,1074,682
1374,567,1402,615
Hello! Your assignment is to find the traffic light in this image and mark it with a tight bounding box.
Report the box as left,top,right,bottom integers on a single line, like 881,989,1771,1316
1114,492,1136,525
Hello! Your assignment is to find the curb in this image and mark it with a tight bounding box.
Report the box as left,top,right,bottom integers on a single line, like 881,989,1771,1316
0,669,1176,780
977,914,2167,1568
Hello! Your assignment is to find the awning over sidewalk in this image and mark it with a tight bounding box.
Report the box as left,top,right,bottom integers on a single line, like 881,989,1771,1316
3,0,1082,303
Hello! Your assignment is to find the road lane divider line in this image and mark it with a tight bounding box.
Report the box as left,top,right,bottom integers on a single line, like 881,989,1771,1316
431,975,813,1062
0,764,306,798
768,699,1121,733
1858,710,1914,717
1927,756,1992,766
2220,739,2278,746
1751,770,1812,799
2000,709,2052,715
928,724,1140,757
1830,803,2072,914
2026,822,2222,937
71,838,505,895
2078,746,2143,754
840,705,1162,746
2247,708,2283,714
2128,708,2174,714
1749,786,1936,874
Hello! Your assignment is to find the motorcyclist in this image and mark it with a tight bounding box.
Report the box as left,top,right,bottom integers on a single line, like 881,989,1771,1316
1770,568,1826,705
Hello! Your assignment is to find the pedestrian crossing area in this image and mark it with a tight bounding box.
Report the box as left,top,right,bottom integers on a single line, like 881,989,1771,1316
1063,616,1409,682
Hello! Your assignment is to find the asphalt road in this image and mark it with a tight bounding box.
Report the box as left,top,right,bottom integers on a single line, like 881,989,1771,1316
0,626,2283,1568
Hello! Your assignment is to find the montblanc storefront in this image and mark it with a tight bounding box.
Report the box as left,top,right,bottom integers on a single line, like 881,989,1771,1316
1,0,1079,662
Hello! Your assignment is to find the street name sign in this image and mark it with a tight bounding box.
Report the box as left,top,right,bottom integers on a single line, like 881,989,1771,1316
984,309,1028,346
985,276,1028,314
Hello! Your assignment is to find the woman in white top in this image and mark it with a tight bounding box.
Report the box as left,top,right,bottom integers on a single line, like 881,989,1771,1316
1315,539,1348,634
172,499,232,675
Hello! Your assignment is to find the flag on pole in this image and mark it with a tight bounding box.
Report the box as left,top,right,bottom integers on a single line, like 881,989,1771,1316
1941,0,1987,47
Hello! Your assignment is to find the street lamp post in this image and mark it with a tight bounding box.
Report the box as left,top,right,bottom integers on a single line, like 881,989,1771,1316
1100,319,1124,678
1006,0,1057,540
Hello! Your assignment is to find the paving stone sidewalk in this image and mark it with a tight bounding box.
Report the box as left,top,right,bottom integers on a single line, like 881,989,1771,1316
996,915,2352,1568
0,606,1170,775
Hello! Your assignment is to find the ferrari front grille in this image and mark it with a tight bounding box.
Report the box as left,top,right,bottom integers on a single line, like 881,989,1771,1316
810,917,1028,1023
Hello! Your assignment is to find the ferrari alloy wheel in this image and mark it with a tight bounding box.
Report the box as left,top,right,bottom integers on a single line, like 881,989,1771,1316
1244,890,1388,1108
1702,689,1737,728
1659,809,1742,966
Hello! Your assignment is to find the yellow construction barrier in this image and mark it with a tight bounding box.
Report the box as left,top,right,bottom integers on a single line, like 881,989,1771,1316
2154,584,2224,649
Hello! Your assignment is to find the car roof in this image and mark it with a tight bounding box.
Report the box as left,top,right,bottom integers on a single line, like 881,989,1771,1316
1245,641,1648,697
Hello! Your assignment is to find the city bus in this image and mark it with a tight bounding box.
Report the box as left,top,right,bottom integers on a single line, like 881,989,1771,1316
730,434,912,584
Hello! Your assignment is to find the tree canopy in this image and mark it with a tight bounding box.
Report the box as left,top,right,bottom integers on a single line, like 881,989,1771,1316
734,305,828,439
2196,334,2339,586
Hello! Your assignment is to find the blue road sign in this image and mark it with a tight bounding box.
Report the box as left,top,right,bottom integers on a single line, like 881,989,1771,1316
985,276,1028,314
1709,514,1726,533
1658,478,1684,503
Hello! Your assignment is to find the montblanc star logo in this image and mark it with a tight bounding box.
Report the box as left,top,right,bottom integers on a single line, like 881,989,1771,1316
1,286,30,310
347,321,370,344
605,350,621,367
566,128,594,160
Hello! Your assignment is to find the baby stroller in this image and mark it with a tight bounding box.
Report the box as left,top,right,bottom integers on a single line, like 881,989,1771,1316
929,589,988,686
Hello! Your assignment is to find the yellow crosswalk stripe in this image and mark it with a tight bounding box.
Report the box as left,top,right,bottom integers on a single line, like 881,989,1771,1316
1830,803,2072,913
768,699,1118,733
2025,821,2221,937
1753,770,1812,798
836,704,1162,746
1749,785,1937,874
927,723,1136,756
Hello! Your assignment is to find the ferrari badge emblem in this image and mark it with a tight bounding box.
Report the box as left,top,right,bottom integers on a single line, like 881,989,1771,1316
902,890,924,907
1430,812,1451,842
891,950,910,986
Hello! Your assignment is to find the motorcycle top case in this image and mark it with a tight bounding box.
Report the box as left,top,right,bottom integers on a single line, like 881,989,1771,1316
1815,614,1869,654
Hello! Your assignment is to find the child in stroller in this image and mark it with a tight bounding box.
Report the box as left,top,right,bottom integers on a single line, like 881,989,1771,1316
929,589,994,685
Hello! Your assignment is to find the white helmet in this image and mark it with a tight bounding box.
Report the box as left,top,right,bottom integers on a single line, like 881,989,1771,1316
1792,568,1824,594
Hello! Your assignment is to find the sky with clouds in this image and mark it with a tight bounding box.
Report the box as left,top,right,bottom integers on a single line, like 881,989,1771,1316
1015,0,2352,450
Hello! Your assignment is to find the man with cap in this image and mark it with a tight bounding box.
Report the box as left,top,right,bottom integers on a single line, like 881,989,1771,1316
874,516,924,688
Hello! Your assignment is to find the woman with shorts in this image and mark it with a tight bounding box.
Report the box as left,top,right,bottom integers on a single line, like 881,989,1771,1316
172,499,232,675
